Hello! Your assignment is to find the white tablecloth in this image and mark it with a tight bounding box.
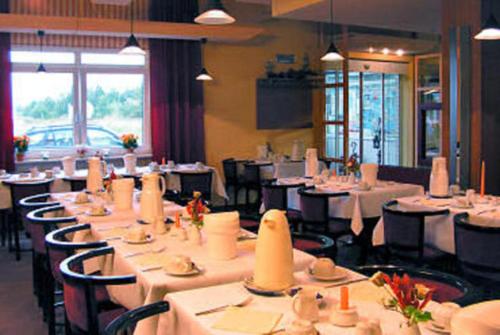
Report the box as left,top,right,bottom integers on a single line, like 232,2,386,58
235,160,327,180
156,271,442,335
52,192,315,335
372,195,500,254
284,178,424,235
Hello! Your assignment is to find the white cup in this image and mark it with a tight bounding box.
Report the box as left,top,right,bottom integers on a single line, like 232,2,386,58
30,167,39,178
0,169,6,176
466,189,476,206
167,160,175,169
45,170,53,179
311,258,336,277
112,178,134,211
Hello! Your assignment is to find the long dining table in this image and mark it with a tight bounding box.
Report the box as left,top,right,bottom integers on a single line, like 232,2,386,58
50,192,316,335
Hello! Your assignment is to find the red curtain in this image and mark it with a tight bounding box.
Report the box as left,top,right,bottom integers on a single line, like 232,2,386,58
149,0,205,163
0,0,13,171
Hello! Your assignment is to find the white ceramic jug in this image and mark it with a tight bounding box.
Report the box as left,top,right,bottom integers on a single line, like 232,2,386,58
204,211,240,260
62,156,76,177
305,148,319,177
430,157,449,197
254,210,294,291
140,173,166,224
123,153,137,174
292,287,320,322
291,140,305,161
112,178,134,211
257,145,268,160
87,157,103,193
360,163,378,187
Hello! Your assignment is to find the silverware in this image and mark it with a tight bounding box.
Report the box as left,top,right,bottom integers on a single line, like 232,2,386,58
195,296,253,316
125,246,166,258
476,208,496,215
97,225,131,232
324,278,368,288
140,266,162,272
104,236,123,241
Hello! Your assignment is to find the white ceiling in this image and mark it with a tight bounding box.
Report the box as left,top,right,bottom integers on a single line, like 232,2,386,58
236,0,441,34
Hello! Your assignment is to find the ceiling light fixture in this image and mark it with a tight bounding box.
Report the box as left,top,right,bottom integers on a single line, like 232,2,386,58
197,39,214,81
321,0,344,62
120,1,145,55
195,0,235,25
37,30,46,74
368,47,374,53
475,0,500,40
382,48,390,55
396,49,404,56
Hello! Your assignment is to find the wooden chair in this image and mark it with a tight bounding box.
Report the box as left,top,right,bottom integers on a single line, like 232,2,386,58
60,246,136,335
104,301,170,335
171,170,213,204
222,158,247,209
243,162,273,213
261,179,304,231
291,232,336,259
62,177,87,192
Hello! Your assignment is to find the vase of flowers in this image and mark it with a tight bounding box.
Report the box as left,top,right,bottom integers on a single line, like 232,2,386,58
121,134,139,153
14,135,30,161
75,144,88,158
186,191,210,245
370,271,433,335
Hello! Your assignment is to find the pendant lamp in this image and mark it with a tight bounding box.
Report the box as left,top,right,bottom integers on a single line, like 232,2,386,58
195,0,235,25
321,0,344,62
197,39,214,81
120,1,145,55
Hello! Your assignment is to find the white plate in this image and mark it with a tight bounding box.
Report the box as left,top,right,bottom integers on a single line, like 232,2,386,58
424,321,451,334
123,235,154,245
306,266,348,282
85,208,111,217
164,264,204,277
0,174,11,179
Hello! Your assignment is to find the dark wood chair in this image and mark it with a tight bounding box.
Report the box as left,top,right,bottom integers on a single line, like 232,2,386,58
171,170,213,204
104,301,170,335
292,232,336,258
454,213,500,298
62,177,87,192
382,200,451,266
3,178,54,260
243,162,273,213
377,165,432,191
355,265,479,306
60,246,136,335
45,224,108,335
222,158,248,209
262,179,305,231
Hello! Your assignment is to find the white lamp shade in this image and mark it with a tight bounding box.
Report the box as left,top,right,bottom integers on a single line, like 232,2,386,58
321,42,344,62
119,34,146,55
195,9,235,25
196,68,214,81
475,14,500,40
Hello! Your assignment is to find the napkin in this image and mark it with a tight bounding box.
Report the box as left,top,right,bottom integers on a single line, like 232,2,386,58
212,307,283,334
100,227,129,238
419,198,451,207
133,253,169,268
349,281,391,303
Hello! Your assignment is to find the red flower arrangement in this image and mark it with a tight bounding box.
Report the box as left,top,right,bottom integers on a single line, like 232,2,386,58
345,153,360,174
186,191,210,229
13,135,30,153
370,271,433,327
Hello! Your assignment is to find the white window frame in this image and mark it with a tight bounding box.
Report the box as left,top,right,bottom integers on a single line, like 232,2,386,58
11,46,151,160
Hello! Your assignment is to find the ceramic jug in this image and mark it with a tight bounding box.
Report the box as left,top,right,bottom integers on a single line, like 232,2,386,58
112,178,134,211
430,157,449,197
292,287,320,322
140,173,166,224
204,211,240,260
62,156,76,177
123,153,137,174
254,210,294,291
305,148,319,177
360,163,378,187
87,157,103,194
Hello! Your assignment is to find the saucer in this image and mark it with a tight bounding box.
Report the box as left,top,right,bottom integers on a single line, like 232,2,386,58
243,277,287,297
85,208,111,217
0,174,11,179
451,203,474,209
424,321,451,334
164,263,203,277
306,266,348,282
123,234,154,245
286,286,327,306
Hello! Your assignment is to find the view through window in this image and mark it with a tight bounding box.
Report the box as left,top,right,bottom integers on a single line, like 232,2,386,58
11,50,148,156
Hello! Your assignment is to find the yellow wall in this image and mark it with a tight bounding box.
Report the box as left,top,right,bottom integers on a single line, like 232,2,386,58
203,19,323,172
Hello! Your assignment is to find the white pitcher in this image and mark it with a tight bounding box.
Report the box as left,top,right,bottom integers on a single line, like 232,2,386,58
430,157,449,197
62,156,76,177
360,163,378,187
87,157,103,194
123,153,137,174
140,173,166,224
292,287,320,322
112,178,134,211
305,148,319,177
204,211,240,260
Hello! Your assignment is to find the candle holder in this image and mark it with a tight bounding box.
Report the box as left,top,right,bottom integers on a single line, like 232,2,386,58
329,304,359,327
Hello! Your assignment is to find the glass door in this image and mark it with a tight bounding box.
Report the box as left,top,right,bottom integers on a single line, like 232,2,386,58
324,70,346,170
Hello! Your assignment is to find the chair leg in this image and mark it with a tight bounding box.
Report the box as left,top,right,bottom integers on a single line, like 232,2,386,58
46,273,56,335
7,212,13,252
13,218,21,261
0,211,5,247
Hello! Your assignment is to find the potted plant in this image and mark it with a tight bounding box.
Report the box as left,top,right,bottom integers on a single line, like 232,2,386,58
120,134,139,153
185,191,210,245
370,271,433,334
13,135,30,161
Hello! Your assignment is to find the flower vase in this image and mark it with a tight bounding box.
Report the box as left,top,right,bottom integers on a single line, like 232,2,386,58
400,323,421,335
16,152,25,162
127,148,135,154
187,225,202,245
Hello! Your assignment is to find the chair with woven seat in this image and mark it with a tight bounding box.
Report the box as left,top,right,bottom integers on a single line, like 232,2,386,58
382,200,451,266
262,179,305,231
454,213,500,298
104,301,170,335
292,232,336,258
171,170,213,204
243,162,273,213
26,205,77,326
356,265,479,306
3,178,54,260
222,158,247,209
45,223,108,335
60,246,136,335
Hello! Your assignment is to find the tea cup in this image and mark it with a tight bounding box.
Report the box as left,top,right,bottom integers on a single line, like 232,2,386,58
285,319,316,335
292,287,320,322
45,170,53,178
167,160,175,169
310,258,336,277
30,167,40,178
164,255,193,274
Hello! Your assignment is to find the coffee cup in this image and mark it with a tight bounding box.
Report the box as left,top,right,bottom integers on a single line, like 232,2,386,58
90,203,106,216
285,319,316,335
75,192,89,204
292,286,320,322
149,162,160,172
126,227,147,243
0,169,6,176
466,189,476,206
195,161,204,169
311,258,336,277
164,255,193,274
44,170,53,179
52,166,61,174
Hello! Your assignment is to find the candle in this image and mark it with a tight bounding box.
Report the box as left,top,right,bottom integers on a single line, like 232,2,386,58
175,212,180,228
161,157,166,165
340,286,349,310
480,160,485,198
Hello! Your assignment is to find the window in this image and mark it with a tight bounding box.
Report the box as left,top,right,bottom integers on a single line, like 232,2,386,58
11,49,150,158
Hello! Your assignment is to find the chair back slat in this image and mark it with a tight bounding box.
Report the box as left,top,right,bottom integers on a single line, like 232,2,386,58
262,185,287,210
4,179,53,217
299,193,328,223
378,165,431,190
222,159,237,184
174,171,213,201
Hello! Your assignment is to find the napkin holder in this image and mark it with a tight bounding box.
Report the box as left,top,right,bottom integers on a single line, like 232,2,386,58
330,305,359,327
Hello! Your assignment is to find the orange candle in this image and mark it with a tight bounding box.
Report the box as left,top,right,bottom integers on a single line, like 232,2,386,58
175,213,180,228
480,161,485,198
340,286,349,310
161,157,166,165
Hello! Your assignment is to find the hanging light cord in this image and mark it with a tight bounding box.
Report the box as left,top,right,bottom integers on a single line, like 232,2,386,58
129,1,134,35
329,0,334,42
38,30,44,59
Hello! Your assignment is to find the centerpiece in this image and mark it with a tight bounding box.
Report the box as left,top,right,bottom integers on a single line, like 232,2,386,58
185,191,210,245
13,135,30,161
345,153,360,184
121,133,139,153
370,271,433,335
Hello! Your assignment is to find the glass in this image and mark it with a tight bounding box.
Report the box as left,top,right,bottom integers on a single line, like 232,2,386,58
424,109,441,158
325,124,344,160
10,51,75,64
362,72,383,164
12,72,74,148
417,56,440,88
81,53,146,66
348,72,361,158
383,74,400,165
86,73,144,147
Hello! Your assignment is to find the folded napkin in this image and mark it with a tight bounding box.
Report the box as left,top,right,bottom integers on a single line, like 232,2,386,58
349,281,391,303
212,307,282,334
419,198,451,207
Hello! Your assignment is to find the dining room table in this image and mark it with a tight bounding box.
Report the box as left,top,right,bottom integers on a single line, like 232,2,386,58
235,160,328,180
372,194,500,254
50,191,316,335
155,269,448,335
276,177,425,235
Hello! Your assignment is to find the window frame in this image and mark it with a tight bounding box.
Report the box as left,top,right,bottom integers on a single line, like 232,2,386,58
11,46,151,160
